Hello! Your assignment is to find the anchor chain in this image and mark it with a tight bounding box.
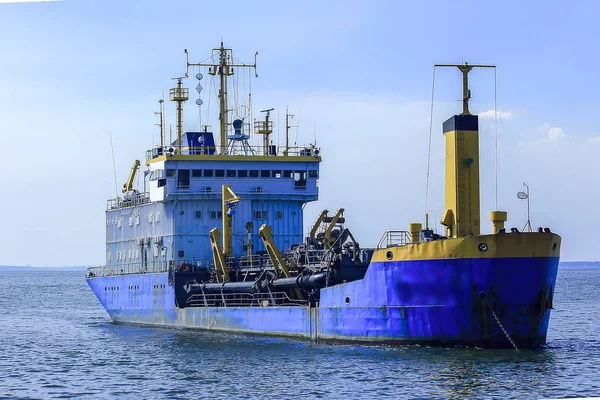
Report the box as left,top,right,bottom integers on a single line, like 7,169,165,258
484,297,519,351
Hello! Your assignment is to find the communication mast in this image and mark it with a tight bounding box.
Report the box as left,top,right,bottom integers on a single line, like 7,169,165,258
169,78,189,153
184,43,258,154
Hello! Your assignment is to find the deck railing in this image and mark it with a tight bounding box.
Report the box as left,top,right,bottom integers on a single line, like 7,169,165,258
86,258,214,278
187,291,306,308
107,192,150,210
377,231,412,249
146,144,320,161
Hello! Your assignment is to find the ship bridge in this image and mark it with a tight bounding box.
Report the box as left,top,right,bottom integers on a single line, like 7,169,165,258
102,42,321,276
105,134,321,275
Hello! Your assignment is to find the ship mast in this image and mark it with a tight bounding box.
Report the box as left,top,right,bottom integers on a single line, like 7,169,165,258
186,42,258,155
435,62,494,115
435,62,498,238
154,98,165,147
169,78,189,153
284,106,295,156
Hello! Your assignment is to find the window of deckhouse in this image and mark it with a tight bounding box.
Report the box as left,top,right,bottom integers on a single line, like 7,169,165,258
254,210,268,220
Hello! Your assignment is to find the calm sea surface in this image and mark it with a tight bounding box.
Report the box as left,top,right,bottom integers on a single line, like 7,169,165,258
1,267,599,399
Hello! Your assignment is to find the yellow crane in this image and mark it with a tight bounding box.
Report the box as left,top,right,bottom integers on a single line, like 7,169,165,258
323,208,345,248
122,160,140,193
258,224,303,299
208,185,241,283
309,209,329,239
209,227,230,283
222,185,241,257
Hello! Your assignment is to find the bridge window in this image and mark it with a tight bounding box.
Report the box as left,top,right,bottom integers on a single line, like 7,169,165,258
192,169,202,178
309,170,319,178
215,169,225,177
254,210,268,220
226,170,236,178
210,210,223,219
149,169,164,181
195,211,202,220
272,170,282,178
260,170,270,178
249,170,259,178
177,169,190,189
166,169,176,177
276,210,283,219
294,171,307,188
283,170,292,178
238,170,248,178
204,169,214,177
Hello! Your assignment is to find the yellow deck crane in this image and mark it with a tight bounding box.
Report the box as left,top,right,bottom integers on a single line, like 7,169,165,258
309,209,329,240
208,185,241,282
258,224,303,299
209,228,230,283
323,208,345,248
122,160,140,193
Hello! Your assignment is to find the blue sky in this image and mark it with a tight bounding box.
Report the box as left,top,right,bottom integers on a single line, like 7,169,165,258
1,0,599,265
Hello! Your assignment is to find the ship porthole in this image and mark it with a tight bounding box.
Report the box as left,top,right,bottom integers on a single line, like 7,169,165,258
478,243,488,252
552,242,557,251
345,296,350,305
386,251,393,260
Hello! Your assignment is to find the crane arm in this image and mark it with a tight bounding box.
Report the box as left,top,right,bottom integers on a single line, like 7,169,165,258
122,160,141,193
309,209,329,239
209,227,230,283
324,208,345,248
259,224,302,299
222,185,242,257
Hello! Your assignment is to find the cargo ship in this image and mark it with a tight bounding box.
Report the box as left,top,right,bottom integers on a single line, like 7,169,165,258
86,43,561,348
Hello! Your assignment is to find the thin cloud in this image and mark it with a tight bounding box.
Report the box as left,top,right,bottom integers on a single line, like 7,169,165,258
537,123,566,141
479,110,513,120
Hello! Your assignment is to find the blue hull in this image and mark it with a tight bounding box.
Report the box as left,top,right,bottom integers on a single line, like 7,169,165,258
87,256,558,348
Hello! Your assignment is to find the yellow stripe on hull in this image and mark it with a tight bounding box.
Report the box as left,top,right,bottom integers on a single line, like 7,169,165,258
372,232,561,262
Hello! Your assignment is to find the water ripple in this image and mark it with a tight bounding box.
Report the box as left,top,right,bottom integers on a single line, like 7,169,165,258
1,269,600,399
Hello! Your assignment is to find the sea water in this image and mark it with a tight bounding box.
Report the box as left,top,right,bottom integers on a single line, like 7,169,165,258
1,266,599,399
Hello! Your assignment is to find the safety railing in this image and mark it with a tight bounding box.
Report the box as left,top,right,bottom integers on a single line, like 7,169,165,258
187,291,307,308
377,231,412,249
238,255,266,269
86,261,168,278
107,192,151,210
145,144,321,161
288,248,326,266
86,258,215,278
